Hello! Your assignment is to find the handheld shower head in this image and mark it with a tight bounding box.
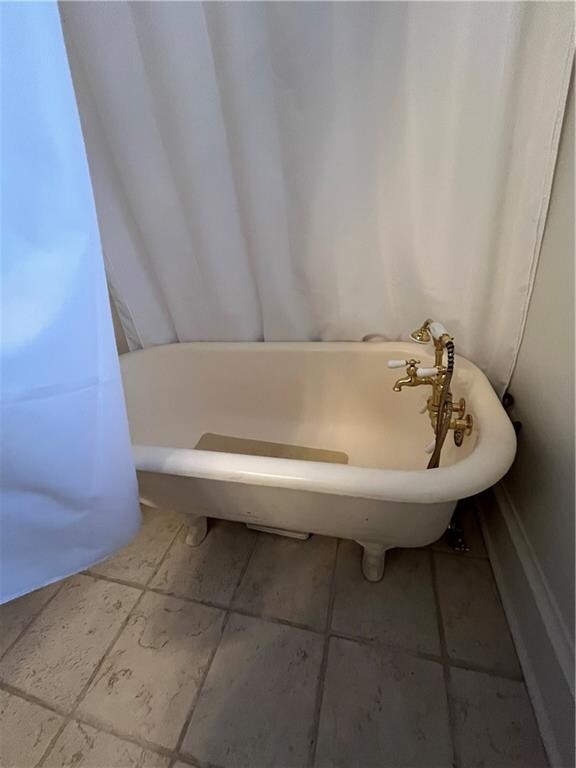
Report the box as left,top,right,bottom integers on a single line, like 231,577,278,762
409,319,433,344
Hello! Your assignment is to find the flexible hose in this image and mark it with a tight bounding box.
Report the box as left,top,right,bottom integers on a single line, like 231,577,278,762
427,340,455,469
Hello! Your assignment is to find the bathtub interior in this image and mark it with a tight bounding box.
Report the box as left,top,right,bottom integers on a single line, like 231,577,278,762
121,343,478,472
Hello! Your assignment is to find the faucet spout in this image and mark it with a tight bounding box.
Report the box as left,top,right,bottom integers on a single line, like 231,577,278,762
393,376,421,391
391,358,433,391
393,378,408,392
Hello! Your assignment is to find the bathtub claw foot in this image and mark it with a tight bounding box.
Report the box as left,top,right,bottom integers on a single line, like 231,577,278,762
358,542,389,582
184,515,208,547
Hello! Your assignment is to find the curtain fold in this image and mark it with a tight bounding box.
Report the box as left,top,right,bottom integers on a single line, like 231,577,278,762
61,1,574,393
1,1,141,601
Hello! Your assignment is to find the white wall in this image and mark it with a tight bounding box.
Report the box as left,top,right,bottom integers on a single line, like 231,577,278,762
506,76,574,644
481,75,574,766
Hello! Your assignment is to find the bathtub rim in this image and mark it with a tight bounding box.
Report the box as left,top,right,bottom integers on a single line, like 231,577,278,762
123,341,517,504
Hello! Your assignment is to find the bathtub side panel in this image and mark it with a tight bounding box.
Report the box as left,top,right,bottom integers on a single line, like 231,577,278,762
137,471,455,547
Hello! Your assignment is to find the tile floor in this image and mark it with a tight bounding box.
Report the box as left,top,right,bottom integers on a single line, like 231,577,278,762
0,502,548,768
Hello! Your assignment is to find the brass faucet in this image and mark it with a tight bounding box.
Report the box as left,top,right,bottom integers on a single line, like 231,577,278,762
392,359,435,392
389,319,473,447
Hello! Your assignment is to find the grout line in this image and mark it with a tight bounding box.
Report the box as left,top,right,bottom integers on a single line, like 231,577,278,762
474,497,553,768
327,633,524,683
86,570,225,605
82,549,526,680
0,679,196,768
173,611,232,767
446,655,524,683
4,523,528,768
0,579,67,663
0,681,69,718
430,549,460,768
35,522,181,768
36,526,187,768
172,532,260,767
84,539,488,595
433,535,525,684
173,754,225,768
170,759,220,768
472,502,525,672
65,711,175,760
35,587,147,768
143,520,186,588
83,571,153,592
36,525,182,768
87,567,326,635
328,631,444,665
228,605,325,636
307,538,340,768
49,524,190,768
85,518,184,591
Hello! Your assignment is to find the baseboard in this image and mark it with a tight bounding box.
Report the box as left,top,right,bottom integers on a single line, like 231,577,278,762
477,485,575,768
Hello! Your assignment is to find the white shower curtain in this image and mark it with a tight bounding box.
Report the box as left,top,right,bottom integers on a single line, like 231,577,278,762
1,2,141,602
61,2,573,394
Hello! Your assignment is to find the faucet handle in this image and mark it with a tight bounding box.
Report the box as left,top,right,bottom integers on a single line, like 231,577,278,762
416,366,441,377
388,358,421,369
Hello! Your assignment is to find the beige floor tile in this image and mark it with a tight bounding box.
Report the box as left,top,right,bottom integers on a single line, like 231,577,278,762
0,575,140,710
0,689,64,768
315,637,453,768
451,667,548,768
233,533,337,630
331,544,440,654
43,721,170,768
150,521,256,604
90,508,182,585
183,613,323,767
0,582,61,658
77,592,225,749
435,554,521,676
429,500,487,557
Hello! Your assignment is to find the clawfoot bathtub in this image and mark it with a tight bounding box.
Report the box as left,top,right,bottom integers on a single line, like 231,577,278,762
120,342,516,581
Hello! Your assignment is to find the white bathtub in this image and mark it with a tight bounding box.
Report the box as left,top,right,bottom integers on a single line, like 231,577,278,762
120,342,516,580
